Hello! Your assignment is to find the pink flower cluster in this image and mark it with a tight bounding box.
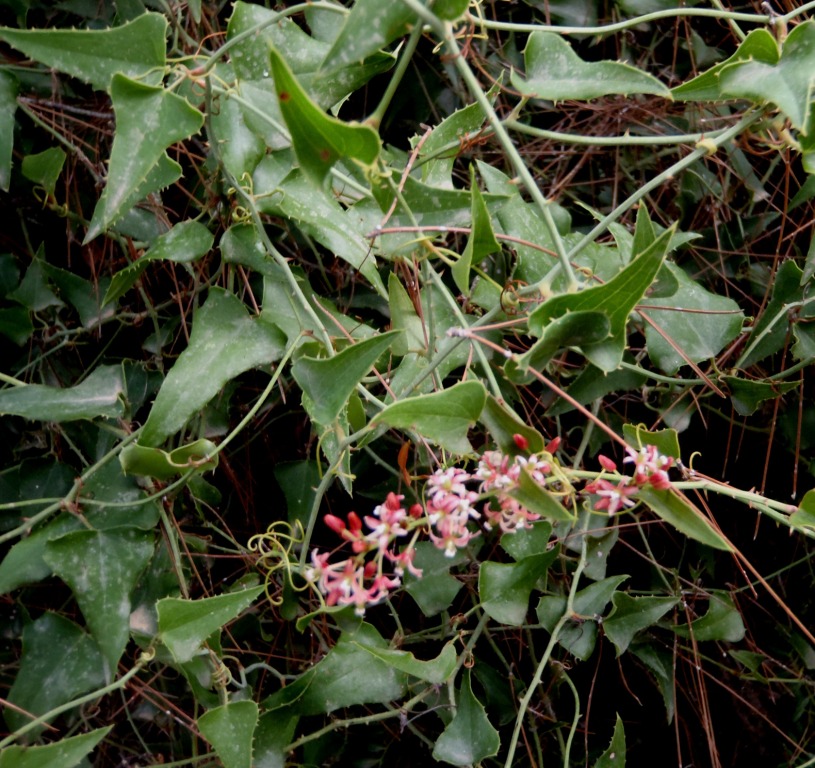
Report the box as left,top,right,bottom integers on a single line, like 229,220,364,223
585,444,674,516
305,438,561,615
305,492,424,616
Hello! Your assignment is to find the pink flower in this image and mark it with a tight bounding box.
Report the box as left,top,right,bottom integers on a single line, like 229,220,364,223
483,495,541,533
585,478,638,516
624,445,673,490
387,546,423,578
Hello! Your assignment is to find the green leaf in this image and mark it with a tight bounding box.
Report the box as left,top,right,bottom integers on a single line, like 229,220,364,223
537,576,628,661
140,288,286,446
0,12,167,91
253,165,386,296
253,711,298,768
120,439,219,479
672,28,779,101
506,467,575,523
637,486,732,551
198,701,259,768
593,714,626,768
0,70,18,191
432,669,500,766
320,0,412,72
0,306,33,345
373,380,486,455
281,623,406,714
421,100,490,189
44,528,153,667
0,365,124,422
21,147,65,198
604,593,679,655
511,31,671,102
352,640,457,685
673,592,745,642
269,48,380,185
478,394,546,454
210,82,266,179
721,375,798,417
529,223,674,372
8,257,61,311
736,260,805,368
85,75,204,242
0,460,159,594
6,613,106,737
0,726,112,768
452,166,501,294
506,310,611,383
644,263,744,375
157,586,264,663
790,489,815,529
388,271,425,356
718,22,815,132
479,550,558,626
40,261,114,328
404,541,467,616
630,643,675,722
292,331,398,426
622,424,681,460
104,220,214,305
500,520,553,561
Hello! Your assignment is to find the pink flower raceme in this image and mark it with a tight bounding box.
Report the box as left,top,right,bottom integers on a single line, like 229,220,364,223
305,446,564,613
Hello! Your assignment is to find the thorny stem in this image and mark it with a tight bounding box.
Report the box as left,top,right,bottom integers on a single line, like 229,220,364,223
504,513,591,767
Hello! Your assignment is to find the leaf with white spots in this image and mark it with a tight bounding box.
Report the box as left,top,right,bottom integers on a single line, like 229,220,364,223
44,528,154,667
512,31,671,102
198,701,259,768
139,288,287,446
0,726,112,768
593,713,627,768
0,12,167,92
85,75,204,242
5,613,106,738
157,586,264,663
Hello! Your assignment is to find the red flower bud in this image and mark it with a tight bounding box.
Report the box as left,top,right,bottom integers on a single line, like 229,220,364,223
363,560,377,578
512,433,529,451
347,511,363,532
409,503,424,518
598,455,617,472
545,436,561,454
323,514,346,535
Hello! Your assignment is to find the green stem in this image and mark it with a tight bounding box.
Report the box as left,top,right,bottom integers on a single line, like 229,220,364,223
503,514,591,767
505,118,731,147
367,21,424,129
400,0,578,289
0,429,141,546
550,107,763,280
0,653,152,749
467,7,771,36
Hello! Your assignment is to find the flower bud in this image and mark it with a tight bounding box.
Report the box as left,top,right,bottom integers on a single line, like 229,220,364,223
512,433,529,451
323,514,346,535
